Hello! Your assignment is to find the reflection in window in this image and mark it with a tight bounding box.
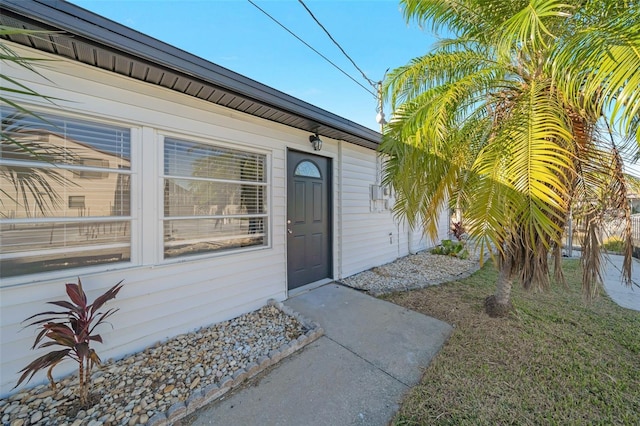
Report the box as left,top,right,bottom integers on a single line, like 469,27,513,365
68,195,86,208
294,160,321,178
0,106,132,278
163,138,268,258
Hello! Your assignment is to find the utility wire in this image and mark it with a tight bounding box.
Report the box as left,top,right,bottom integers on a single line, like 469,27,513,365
297,0,377,89
247,0,377,99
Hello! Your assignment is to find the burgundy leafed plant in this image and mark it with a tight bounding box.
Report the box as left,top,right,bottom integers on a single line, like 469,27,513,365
16,278,123,406
451,220,465,241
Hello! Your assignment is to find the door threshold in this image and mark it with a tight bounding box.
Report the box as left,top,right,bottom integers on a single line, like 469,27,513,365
287,278,334,298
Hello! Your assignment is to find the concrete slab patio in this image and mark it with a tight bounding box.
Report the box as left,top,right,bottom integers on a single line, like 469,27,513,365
602,254,640,312
186,283,453,425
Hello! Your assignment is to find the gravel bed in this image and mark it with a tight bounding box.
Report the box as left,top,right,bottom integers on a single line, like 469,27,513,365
2,244,483,425
0,302,321,426
341,246,483,296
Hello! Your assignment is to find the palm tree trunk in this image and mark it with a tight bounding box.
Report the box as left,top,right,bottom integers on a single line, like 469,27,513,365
485,254,514,317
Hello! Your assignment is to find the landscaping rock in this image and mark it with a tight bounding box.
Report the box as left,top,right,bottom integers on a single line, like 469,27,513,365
1,304,318,425
341,242,482,295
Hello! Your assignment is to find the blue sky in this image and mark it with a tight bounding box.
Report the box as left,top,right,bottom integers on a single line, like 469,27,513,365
70,0,440,131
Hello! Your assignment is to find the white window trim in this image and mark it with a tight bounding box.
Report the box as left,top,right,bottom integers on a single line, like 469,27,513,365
0,103,275,286
154,133,272,267
0,105,140,287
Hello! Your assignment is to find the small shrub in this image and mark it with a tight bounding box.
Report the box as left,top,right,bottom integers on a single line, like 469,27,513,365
431,239,469,259
16,278,123,406
602,237,624,253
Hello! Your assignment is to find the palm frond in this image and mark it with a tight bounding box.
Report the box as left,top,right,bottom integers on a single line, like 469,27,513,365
384,49,501,108
476,78,573,246
384,0,639,307
552,8,640,136
400,0,531,38
0,27,60,108
494,0,572,58
386,62,508,146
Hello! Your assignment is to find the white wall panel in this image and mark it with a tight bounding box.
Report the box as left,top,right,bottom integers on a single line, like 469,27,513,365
0,47,294,396
0,44,434,396
338,144,402,278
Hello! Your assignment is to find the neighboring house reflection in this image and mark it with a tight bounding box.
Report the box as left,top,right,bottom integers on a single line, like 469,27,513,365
162,145,266,258
1,127,132,277
1,130,130,220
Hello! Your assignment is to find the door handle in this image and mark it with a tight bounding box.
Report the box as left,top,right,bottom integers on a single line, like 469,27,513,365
287,228,293,234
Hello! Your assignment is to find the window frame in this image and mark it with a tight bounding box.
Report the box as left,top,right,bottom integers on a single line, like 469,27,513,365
0,105,274,286
157,133,272,264
0,105,139,286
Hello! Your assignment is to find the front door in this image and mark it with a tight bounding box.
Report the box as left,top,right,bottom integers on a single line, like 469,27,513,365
287,150,332,290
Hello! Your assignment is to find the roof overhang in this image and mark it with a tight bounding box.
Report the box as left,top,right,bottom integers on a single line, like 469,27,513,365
0,0,381,149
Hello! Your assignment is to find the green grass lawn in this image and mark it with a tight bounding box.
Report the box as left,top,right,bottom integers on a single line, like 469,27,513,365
383,260,640,425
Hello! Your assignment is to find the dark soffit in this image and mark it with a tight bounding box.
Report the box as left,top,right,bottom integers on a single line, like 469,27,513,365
0,0,382,149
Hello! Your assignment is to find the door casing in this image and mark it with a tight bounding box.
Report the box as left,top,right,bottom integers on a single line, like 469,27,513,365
286,149,332,290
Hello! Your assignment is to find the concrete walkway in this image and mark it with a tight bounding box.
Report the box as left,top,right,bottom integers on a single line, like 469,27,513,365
186,283,453,425
602,254,640,311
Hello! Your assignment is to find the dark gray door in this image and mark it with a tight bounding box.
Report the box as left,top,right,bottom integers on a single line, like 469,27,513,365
287,150,332,290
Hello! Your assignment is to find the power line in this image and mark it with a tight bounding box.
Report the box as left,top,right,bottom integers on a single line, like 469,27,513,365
247,0,377,99
297,0,377,89
297,0,388,127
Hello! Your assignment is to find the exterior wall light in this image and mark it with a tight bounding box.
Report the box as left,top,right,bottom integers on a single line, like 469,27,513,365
309,133,322,151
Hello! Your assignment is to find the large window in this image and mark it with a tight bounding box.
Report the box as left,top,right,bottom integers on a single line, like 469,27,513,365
163,138,267,259
0,107,132,278
0,107,270,279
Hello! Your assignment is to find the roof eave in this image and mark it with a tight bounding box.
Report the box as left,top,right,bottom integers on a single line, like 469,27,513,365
0,0,382,149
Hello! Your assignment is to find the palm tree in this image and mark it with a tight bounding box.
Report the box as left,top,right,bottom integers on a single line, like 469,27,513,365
0,27,75,217
381,0,640,316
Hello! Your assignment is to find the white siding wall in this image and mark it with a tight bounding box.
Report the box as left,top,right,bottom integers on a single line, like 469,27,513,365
409,225,429,254
408,208,452,254
0,44,441,397
336,142,452,277
437,208,453,243
398,221,411,257
338,143,402,278
0,46,329,396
